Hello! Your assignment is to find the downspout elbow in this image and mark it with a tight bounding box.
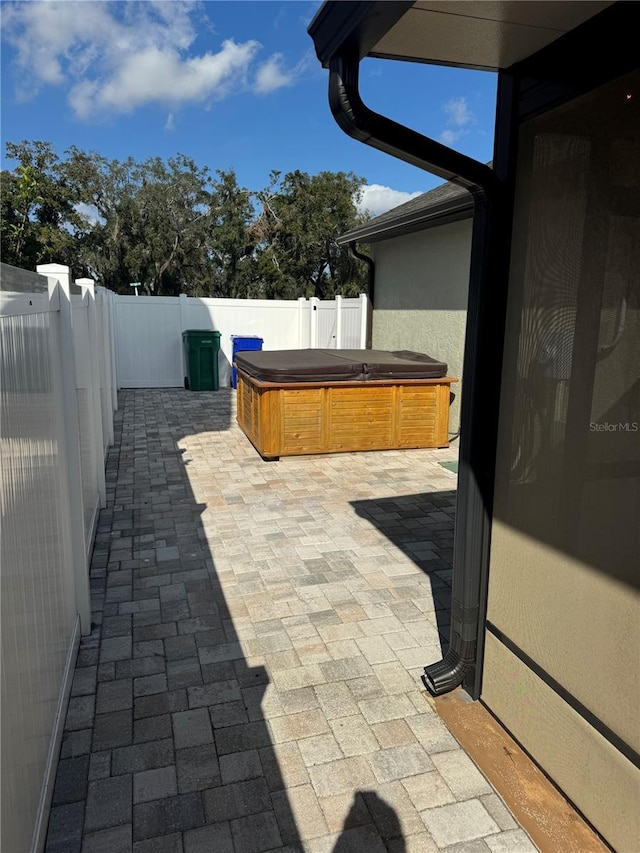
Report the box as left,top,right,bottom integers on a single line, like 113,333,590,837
423,651,473,696
423,597,479,695
328,54,496,195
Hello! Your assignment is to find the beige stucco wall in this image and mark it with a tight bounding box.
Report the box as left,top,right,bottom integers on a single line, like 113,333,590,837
482,632,640,853
370,218,471,432
487,522,640,754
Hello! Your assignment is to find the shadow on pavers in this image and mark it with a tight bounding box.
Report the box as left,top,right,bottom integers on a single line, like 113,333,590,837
45,389,299,853
351,491,456,654
333,791,406,852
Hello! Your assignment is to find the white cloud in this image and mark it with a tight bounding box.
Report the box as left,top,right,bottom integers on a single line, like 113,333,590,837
356,184,423,218
2,1,297,120
254,54,293,94
443,96,473,127
441,129,463,145
71,40,260,118
254,51,315,95
440,96,474,144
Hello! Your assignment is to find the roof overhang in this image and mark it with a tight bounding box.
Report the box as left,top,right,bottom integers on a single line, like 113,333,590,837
309,1,614,72
338,193,473,245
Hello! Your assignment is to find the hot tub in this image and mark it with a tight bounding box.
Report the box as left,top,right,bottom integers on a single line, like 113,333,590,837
235,349,457,460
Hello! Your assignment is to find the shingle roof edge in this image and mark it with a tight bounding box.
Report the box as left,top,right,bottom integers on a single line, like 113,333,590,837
338,178,474,245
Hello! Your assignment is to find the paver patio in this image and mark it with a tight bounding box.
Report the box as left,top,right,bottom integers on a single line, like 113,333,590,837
45,388,535,853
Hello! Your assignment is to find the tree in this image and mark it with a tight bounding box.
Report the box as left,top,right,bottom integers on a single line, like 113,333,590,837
1,140,84,268
65,149,213,295
253,169,369,299
204,169,255,298
64,147,140,290
128,155,211,296
2,141,371,298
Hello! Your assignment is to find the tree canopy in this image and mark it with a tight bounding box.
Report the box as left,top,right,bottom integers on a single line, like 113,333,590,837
1,141,370,298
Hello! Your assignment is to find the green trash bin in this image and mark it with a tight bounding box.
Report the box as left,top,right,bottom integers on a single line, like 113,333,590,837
182,330,221,391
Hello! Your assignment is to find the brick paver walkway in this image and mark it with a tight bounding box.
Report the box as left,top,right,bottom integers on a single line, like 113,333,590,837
45,389,535,853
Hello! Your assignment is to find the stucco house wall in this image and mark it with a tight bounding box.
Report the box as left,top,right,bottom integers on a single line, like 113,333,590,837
370,218,472,432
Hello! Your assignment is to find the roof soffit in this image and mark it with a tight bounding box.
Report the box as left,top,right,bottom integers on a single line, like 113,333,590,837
310,1,614,71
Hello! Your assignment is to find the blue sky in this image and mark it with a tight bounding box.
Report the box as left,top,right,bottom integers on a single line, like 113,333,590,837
1,0,498,217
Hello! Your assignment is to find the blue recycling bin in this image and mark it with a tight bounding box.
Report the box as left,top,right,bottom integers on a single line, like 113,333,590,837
231,335,263,388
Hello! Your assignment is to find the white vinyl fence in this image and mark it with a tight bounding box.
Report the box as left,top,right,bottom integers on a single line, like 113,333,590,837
0,263,116,853
313,295,366,351
115,292,369,388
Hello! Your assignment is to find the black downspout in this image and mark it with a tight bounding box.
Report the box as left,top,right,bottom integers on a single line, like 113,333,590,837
348,241,374,304
348,241,374,348
328,54,514,697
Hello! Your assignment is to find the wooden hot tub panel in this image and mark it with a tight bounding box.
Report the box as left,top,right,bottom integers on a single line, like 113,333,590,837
237,372,456,460
282,389,325,454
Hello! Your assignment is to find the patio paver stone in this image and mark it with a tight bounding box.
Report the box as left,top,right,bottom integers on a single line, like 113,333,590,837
43,389,534,853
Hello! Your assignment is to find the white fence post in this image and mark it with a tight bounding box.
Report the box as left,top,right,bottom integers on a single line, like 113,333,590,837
179,293,189,333
98,288,116,446
37,264,91,636
360,293,369,349
310,297,319,348
95,287,115,450
335,295,343,349
108,290,118,409
179,294,189,380
77,278,107,509
298,297,306,348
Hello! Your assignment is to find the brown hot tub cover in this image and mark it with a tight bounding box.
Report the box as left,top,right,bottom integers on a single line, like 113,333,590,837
366,350,448,380
234,349,448,383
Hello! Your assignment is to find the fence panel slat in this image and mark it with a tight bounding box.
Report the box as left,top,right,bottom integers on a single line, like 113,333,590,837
317,299,337,348
115,296,182,387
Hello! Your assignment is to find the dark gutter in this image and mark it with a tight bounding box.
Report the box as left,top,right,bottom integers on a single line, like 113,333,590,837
329,55,495,192
325,51,515,697
308,1,413,68
337,194,473,245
